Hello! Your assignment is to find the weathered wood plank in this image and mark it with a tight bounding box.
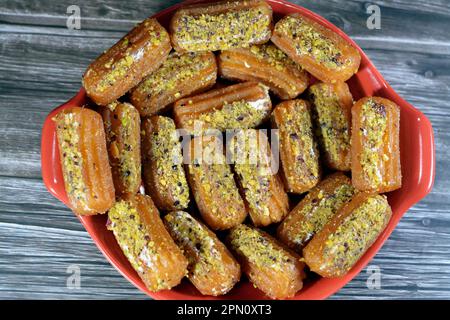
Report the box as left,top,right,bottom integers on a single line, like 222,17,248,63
0,222,146,299
1,0,450,55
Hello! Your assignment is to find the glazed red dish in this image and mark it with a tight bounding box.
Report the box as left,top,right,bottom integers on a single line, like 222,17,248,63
41,0,435,299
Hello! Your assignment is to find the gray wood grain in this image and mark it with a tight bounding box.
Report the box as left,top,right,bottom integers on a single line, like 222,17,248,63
0,0,449,300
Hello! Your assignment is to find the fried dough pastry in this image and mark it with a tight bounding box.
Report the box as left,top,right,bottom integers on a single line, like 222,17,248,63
164,211,241,296
82,18,171,105
351,97,401,192
54,107,115,215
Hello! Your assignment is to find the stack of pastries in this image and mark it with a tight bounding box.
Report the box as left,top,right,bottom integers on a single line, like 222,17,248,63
54,0,401,299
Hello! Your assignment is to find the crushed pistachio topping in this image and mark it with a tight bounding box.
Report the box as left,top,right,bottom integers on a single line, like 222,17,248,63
146,23,166,47
230,130,273,217
230,225,293,271
248,44,303,72
277,102,320,186
164,212,224,276
188,93,271,134
275,16,347,69
175,7,271,51
96,22,166,93
107,101,118,111
149,117,189,209
285,183,355,248
107,200,166,290
137,52,212,98
108,105,140,190
189,139,242,221
309,85,350,165
57,112,88,209
359,99,387,187
97,54,134,92
323,195,389,273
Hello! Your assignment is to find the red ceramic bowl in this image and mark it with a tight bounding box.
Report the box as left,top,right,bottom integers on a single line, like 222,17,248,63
41,0,435,300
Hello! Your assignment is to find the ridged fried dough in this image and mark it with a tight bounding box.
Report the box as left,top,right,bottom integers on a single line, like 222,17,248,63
102,101,141,195
308,82,353,171
107,194,188,291
164,211,241,296
229,129,289,226
141,116,190,211
82,18,171,106
271,14,361,83
303,193,392,277
271,99,321,194
170,0,272,52
228,224,305,299
54,107,115,215
277,173,356,252
174,82,272,135
130,51,217,116
351,97,401,192
186,135,247,230
219,44,308,99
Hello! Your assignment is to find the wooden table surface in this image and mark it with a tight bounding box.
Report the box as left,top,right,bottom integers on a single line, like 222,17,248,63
0,0,449,300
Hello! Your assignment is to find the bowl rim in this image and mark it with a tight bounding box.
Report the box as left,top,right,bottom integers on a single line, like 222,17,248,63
40,0,435,300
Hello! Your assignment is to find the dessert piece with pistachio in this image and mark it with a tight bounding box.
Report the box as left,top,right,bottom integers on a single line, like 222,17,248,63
277,173,356,252
351,97,401,192
174,82,272,135
229,129,289,227
227,224,305,299
141,116,190,211
303,193,392,277
271,99,321,194
82,18,171,106
164,211,241,296
101,101,141,195
271,13,361,83
54,106,115,215
130,51,217,116
219,43,308,99
308,82,353,171
186,135,247,230
170,0,273,52
107,194,188,291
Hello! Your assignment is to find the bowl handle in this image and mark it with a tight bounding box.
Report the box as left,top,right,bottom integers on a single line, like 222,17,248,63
385,89,435,211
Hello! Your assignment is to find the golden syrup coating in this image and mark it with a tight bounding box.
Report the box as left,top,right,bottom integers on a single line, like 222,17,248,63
303,193,392,277
107,194,188,291
170,0,273,52
57,112,86,208
276,16,342,69
228,224,305,299
229,129,289,226
247,44,298,71
359,101,386,186
277,173,356,252
130,51,217,116
272,100,321,194
55,107,115,215
82,18,171,106
219,43,308,99
351,97,402,192
174,82,272,135
186,135,247,230
102,102,141,195
271,14,361,83
308,82,353,171
142,116,189,211
164,211,241,296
